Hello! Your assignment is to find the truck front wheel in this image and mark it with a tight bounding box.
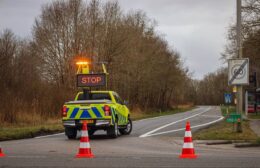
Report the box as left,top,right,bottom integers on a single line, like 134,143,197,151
65,127,77,139
119,118,132,135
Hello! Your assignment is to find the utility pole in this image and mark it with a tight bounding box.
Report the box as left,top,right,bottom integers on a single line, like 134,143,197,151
236,0,243,132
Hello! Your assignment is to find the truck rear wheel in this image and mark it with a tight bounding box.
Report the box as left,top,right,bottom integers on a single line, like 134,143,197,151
65,127,77,139
119,118,132,135
107,120,119,138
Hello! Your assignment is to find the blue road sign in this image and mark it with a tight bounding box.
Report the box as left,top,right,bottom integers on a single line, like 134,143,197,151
224,93,232,104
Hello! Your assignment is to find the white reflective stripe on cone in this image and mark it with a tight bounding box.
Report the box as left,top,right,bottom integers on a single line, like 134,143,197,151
80,142,90,149
184,131,192,137
183,142,194,149
81,131,89,137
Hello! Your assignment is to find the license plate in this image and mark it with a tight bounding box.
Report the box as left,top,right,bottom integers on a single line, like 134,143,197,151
80,120,94,124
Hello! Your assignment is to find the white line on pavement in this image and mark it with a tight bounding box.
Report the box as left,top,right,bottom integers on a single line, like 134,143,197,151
139,107,212,138
34,132,64,139
133,107,203,123
142,116,224,137
8,155,47,158
201,114,223,118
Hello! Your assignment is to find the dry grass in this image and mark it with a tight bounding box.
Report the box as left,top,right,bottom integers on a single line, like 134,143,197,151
0,112,63,141
0,111,60,127
0,120,63,141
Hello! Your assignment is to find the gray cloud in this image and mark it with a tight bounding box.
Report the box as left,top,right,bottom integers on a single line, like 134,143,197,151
119,0,235,79
0,0,52,37
0,0,235,79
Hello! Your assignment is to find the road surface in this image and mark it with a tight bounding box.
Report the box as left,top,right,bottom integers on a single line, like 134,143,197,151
1,106,260,168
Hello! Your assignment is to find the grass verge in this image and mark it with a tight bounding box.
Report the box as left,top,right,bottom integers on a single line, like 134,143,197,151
256,137,260,144
0,120,64,141
194,105,259,142
194,120,257,141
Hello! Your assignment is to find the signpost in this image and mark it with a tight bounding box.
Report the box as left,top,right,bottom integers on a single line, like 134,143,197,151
228,58,249,133
232,0,243,133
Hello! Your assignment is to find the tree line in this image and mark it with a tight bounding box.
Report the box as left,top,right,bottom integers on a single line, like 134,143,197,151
0,0,191,124
2,0,259,124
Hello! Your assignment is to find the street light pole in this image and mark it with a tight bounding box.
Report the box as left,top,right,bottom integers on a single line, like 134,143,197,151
236,0,243,132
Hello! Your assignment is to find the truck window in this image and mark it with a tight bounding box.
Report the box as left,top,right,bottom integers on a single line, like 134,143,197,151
113,93,123,105
77,93,111,100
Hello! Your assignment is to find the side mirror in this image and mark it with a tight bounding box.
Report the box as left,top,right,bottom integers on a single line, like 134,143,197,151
123,100,129,105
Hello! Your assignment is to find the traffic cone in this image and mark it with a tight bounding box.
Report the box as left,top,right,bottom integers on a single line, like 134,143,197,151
0,145,5,157
179,121,197,159
76,121,94,158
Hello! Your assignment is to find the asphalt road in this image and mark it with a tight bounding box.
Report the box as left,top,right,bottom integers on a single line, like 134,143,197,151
1,106,260,168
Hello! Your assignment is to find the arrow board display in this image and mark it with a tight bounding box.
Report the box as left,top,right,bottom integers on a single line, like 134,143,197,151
228,58,249,85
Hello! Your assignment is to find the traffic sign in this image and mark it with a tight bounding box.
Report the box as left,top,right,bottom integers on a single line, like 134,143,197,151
224,93,232,104
228,58,249,85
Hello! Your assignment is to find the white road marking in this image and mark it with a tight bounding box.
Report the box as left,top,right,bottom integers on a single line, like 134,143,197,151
201,114,222,118
34,132,64,139
141,116,224,137
139,107,211,138
133,107,203,123
8,155,47,158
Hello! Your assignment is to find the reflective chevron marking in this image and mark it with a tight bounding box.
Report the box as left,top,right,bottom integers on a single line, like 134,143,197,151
92,107,102,118
80,110,91,118
70,108,79,118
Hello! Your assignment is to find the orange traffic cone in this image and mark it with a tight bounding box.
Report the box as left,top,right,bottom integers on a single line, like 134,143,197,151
0,145,5,157
76,121,94,158
179,121,197,159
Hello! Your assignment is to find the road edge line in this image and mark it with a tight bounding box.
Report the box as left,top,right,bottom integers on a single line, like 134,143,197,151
139,107,211,138
143,116,224,137
133,107,202,123
34,132,65,139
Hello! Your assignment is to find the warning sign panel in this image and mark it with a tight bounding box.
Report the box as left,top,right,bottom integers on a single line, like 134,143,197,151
77,74,106,87
228,58,249,85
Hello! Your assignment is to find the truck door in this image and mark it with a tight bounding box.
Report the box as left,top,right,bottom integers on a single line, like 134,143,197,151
113,93,128,125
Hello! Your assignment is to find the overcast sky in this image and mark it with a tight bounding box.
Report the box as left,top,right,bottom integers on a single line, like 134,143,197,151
0,0,236,79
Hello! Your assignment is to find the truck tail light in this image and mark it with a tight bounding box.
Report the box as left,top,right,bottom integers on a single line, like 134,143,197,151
62,106,67,117
104,105,111,116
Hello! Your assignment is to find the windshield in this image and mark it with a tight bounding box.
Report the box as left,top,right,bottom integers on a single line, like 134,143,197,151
77,93,111,101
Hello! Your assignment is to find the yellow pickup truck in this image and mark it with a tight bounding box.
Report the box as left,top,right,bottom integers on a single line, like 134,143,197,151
62,90,132,139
